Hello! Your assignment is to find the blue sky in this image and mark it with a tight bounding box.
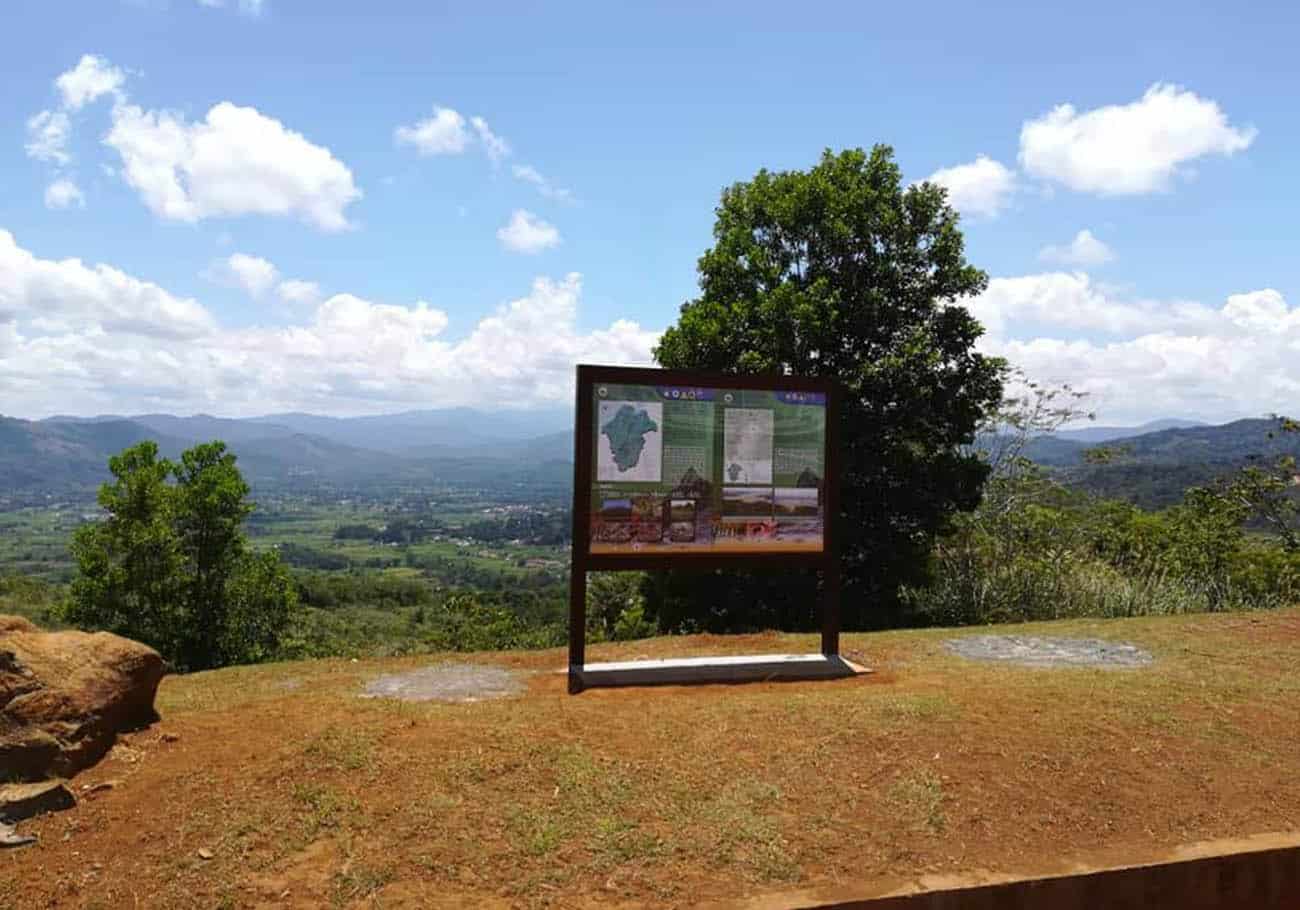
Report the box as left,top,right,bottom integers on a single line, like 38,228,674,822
2,0,1297,423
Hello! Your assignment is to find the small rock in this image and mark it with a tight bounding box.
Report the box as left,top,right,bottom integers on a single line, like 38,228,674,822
198,847,214,860
0,780,76,822
81,780,120,796
0,821,37,849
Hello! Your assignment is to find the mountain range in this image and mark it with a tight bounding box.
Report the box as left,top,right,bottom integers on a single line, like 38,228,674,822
2,410,1296,509
1,408,574,502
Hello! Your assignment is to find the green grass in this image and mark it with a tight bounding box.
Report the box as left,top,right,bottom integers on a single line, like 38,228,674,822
9,609,1300,908
889,770,948,834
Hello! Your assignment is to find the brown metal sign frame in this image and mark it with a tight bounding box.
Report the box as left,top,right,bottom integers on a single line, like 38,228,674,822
568,364,842,693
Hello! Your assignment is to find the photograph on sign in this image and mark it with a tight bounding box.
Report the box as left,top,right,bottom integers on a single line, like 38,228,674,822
587,381,826,555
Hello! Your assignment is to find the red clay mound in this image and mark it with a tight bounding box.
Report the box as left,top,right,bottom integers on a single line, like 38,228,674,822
0,615,164,781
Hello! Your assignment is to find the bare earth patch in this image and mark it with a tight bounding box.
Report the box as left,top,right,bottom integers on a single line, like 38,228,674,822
3,608,1299,908
943,635,1154,669
360,663,524,702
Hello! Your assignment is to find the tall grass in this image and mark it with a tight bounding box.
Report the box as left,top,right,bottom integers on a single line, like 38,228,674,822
901,527,1300,628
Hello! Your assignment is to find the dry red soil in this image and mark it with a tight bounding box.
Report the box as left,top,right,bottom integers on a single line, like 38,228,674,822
4,608,1300,908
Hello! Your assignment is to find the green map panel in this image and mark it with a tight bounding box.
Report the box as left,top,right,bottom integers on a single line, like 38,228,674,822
601,404,659,472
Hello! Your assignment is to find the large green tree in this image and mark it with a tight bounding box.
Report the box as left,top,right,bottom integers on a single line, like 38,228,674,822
653,147,1005,627
66,440,297,670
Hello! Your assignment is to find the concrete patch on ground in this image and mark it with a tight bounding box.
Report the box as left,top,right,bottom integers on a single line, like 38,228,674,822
360,664,524,703
944,635,1153,669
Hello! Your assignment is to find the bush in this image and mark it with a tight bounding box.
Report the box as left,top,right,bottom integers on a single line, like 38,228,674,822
62,440,297,671
0,573,67,629
902,479,1298,627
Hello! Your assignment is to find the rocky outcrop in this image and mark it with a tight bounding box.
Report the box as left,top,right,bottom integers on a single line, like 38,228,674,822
0,780,76,821
0,616,164,781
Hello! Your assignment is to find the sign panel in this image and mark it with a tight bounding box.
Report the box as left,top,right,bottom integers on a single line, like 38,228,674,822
582,373,830,557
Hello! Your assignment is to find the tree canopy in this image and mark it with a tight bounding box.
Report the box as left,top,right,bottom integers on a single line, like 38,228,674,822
653,146,1005,627
65,440,296,670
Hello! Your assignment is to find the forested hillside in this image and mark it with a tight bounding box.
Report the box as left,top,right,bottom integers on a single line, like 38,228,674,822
4,411,1293,510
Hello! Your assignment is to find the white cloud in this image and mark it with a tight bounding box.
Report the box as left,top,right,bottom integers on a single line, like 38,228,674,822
276,278,321,306
55,54,126,111
512,164,574,203
394,106,471,156
959,272,1300,424
25,110,71,165
470,116,510,163
0,229,215,340
923,155,1016,218
0,232,656,417
395,107,515,165
197,0,266,15
203,253,279,297
1019,83,1257,195
44,178,85,210
496,210,560,254
1038,229,1115,267
105,101,362,231
965,271,1214,338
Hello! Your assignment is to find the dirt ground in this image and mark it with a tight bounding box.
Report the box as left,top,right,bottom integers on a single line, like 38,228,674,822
4,608,1300,909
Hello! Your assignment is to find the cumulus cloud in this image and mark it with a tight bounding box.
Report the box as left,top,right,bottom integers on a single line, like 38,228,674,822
496,209,561,254
470,116,510,163
395,106,515,168
965,271,1218,338
0,231,657,417
197,0,266,15
24,56,360,230
960,272,1300,424
44,178,85,210
512,164,574,203
25,110,71,164
105,101,362,231
1019,83,1257,195
394,106,471,156
1038,229,1115,267
0,229,215,340
25,56,127,169
203,253,279,297
276,279,321,306
55,54,126,111
923,155,1016,218
204,254,322,305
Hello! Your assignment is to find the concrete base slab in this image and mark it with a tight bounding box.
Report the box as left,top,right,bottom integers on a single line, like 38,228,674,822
572,653,870,689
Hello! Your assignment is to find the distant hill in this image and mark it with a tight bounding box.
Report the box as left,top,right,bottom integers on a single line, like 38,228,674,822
4,409,1294,511
2,410,573,503
0,417,187,495
1053,418,1208,445
246,407,570,454
1052,418,1300,508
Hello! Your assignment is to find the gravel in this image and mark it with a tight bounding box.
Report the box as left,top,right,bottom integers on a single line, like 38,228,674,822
943,635,1153,669
360,664,524,703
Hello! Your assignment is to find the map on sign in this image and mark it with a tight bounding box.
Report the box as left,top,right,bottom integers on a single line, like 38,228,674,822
587,380,827,556
723,408,774,485
597,401,663,482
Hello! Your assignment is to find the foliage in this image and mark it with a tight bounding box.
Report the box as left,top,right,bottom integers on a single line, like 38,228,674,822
586,572,655,641
294,571,434,610
1206,416,1299,551
278,542,352,571
653,146,1004,629
334,523,381,540
0,573,66,629
904,391,1300,625
62,440,297,671
645,568,820,634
